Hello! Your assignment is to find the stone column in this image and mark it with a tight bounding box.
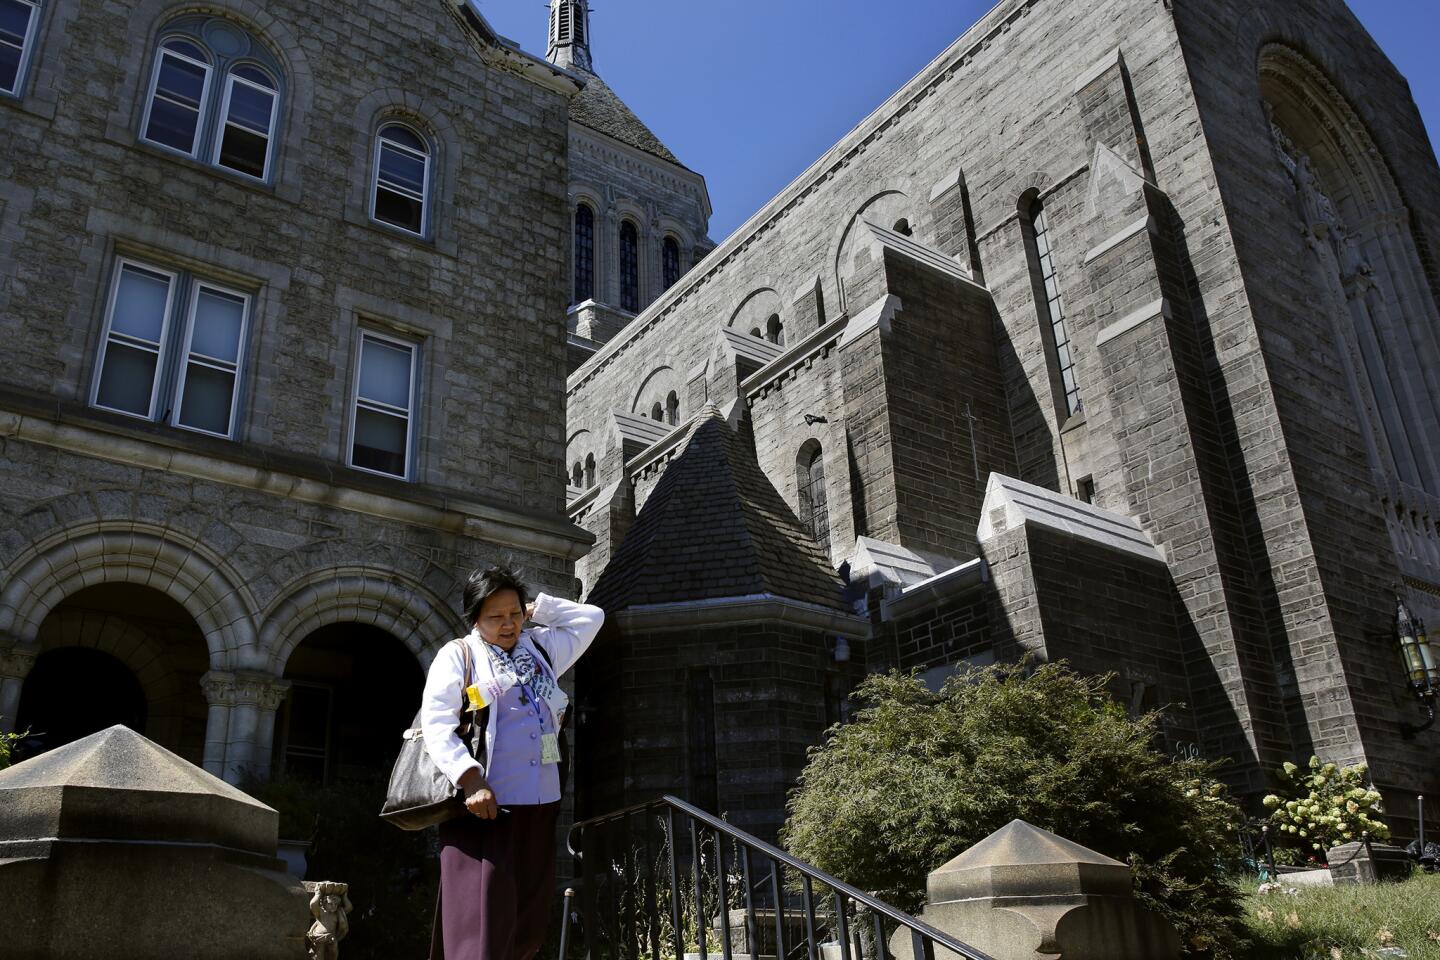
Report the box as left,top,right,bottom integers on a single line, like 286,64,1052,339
200,670,290,784
0,644,38,733
200,671,236,778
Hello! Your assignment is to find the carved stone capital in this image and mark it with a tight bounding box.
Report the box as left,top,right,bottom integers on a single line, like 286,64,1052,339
200,671,291,710
0,645,40,680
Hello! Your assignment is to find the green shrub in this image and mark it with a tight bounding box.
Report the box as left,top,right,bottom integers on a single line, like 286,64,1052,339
1261,757,1390,861
780,663,1249,958
0,724,27,771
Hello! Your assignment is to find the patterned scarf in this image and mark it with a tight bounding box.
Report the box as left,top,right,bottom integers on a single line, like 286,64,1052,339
487,642,568,719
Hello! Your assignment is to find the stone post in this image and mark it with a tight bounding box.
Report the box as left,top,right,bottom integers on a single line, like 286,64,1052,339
0,643,38,733
1327,839,1413,884
890,820,1179,960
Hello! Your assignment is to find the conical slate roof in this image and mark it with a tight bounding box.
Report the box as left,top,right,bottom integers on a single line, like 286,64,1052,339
589,408,846,613
569,65,685,167
0,724,277,855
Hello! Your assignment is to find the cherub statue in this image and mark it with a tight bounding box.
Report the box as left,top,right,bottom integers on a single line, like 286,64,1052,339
306,881,352,960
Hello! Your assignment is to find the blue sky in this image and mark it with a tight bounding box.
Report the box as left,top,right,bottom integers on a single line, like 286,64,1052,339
475,0,1440,242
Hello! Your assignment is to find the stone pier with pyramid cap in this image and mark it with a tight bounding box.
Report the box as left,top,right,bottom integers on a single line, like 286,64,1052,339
890,820,1179,960
0,725,318,959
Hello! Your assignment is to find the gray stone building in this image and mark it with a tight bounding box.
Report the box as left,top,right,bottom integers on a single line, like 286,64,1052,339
565,0,1440,838
0,0,593,785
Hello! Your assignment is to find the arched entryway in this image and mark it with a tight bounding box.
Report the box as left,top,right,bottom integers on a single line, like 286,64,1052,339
14,584,211,764
274,623,423,783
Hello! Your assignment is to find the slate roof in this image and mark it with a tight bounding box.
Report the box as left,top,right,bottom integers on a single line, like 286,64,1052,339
569,66,684,168
589,407,847,613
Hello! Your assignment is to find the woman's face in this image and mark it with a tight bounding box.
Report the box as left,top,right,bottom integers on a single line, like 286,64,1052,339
475,588,525,650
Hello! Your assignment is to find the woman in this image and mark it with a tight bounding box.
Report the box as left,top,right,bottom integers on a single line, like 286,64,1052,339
421,566,604,960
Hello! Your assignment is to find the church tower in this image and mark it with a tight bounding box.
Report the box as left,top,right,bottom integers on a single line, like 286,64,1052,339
548,0,591,72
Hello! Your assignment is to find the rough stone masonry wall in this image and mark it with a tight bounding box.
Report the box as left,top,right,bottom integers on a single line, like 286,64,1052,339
0,0,586,780
0,0,574,510
1166,0,1440,810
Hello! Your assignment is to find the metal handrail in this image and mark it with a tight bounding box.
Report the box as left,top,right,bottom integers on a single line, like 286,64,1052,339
566,794,998,960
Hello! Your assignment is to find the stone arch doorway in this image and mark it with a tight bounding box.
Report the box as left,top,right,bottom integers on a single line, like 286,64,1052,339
274,623,424,784
13,584,210,764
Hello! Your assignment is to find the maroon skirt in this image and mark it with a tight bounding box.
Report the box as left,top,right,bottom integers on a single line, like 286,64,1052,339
430,803,561,960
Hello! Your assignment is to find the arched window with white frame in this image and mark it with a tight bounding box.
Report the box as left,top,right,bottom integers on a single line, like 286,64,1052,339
139,17,286,181
143,38,211,155
214,64,277,179
372,122,431,237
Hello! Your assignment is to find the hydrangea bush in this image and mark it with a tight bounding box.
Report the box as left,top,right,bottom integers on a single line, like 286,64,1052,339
1261,756,1390,859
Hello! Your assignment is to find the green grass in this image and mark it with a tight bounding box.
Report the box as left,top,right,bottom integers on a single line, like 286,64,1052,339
1241,872,1440,959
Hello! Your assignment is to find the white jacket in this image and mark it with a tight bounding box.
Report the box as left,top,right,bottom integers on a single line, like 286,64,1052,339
420,592,604,789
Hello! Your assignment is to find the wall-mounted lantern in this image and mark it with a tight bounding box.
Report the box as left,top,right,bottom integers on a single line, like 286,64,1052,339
1396,595,1439,739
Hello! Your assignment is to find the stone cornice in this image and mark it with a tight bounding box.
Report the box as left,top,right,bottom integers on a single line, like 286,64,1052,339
613,594,869,638
880,558,989,621
742,312,852,399
0,390,593,562
570,124,711,217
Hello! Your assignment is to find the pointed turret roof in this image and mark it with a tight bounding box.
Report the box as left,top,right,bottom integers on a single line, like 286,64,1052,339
589,407,846,613
568,65,685,167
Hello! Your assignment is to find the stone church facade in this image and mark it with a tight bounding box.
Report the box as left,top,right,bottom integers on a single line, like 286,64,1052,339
2,0,1438,846
0,0,591,783
564,0,1440,838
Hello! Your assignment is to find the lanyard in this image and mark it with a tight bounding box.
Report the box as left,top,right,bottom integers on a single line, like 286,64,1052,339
482,641,550,727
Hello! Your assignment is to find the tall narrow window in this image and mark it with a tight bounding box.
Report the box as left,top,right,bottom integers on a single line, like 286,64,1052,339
571,463,583,488
665,391,679,426
175,284,248,437
350,331,416,479
373,124,430,236
94,262,176,419
662,236,681,290
1027,198,1083,418
0,0,39,96
143,39,211,155
619,220,640,313
686,669,718,815
214,65,276,180
798,444,830,553
650,401,663,422
584,453,596,488
574,204,595,304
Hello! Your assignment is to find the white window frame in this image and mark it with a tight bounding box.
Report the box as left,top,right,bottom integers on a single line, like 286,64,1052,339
140,37,213,159
91,259,178,422
370,124,431,238
346,328,418,481
171,281,250,439
211,65,277,182
0,0,41,97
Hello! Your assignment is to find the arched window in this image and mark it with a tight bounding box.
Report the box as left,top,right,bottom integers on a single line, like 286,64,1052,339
650,401,663,422
139,18,285,181
662,236,682,290
1025,197,1082,418
797,443,830,553
372,123,430,236
214,64,278,179
619,220,640,313
766,314,784,346
892,218,913,237
574,204,595,304
665,391,679,426
143,39,212,155
584,454,596,488
571,463,583,488
749,327,762,339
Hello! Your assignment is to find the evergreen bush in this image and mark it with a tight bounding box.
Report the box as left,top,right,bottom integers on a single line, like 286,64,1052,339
780,663,1248,958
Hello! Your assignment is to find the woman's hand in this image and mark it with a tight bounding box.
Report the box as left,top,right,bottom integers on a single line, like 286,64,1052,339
458,768,498,819
525,601,536,622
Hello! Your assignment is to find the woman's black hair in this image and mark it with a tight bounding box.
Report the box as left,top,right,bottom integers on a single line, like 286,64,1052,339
462,565,529,626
